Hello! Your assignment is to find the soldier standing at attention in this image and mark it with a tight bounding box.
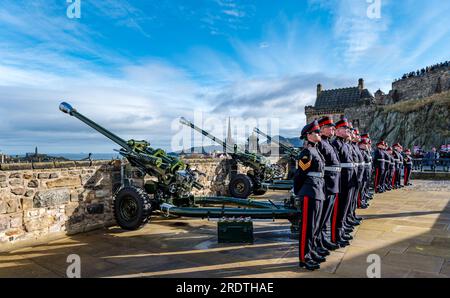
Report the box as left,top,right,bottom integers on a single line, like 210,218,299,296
316,116,341,252
294,120,326,271
373,141,386,193
348,128,363,228
381,142,391,192
403,149,414,186
393,143,404,188
358,138,371,209
385,146,395,190
331,117,355,248
360,134,373,201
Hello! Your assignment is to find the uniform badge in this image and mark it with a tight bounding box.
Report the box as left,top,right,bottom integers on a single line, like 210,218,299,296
298,156,312,171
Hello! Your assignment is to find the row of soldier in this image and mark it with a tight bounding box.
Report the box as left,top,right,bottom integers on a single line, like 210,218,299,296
294,116,414,270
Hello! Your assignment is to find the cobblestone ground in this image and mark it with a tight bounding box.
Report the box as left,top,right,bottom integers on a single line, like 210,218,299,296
0,180,449,278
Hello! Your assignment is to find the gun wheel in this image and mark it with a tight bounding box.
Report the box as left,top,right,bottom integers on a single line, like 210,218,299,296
113,186,152,230
229,174,254,198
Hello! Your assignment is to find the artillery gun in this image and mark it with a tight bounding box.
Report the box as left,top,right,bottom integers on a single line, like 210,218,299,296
254,127,302,180
180,117,285,198
60,102,298,232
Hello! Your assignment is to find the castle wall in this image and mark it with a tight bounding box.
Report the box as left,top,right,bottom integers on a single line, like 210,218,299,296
392,67,450,101
343,105,378,133
305,106,345,124
0,158,242,250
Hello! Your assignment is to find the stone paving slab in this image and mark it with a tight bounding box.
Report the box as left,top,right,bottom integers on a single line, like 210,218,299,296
0,180,449,278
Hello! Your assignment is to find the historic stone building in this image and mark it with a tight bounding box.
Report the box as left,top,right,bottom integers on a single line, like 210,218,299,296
305,78,375,128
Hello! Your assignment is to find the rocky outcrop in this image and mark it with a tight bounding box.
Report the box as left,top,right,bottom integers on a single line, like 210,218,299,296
346,91,450,148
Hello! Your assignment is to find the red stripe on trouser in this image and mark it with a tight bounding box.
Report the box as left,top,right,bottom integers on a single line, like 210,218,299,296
331,194,338,243
375,168,380,192
300,196,309,262
358,192,361,208
404,168,407,185
392,169,396,187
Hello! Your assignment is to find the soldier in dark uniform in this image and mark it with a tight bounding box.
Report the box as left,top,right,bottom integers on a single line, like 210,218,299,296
316,116,341,252
373,141,386,193
381,142,391,191
360,134,373,201
403,148,413,186
358,138,371,209
346,127,363,232
294,120,326,270
331,117,355,248
385,147,395,190
393,143,404,188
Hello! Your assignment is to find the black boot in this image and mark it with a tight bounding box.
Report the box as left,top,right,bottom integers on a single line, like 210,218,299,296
317,247,330,256
311,252,326,263
336,239,350,248
323,241,340,251
342,234,353,241
299,260,320,271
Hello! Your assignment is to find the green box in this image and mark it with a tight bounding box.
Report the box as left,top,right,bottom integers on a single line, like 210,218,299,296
217,219,254,244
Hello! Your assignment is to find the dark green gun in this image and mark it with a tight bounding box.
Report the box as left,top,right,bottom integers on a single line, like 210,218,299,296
60,102,203,229
253,127,302,161
180,117,285,198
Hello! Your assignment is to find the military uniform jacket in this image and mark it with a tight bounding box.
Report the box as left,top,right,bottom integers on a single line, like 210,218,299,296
361,149,371,181
403,154,413,168
351,143,365,183
387,154,395,169
332,137,357,187
293,142,326,201
394,150,403,169
374,148,385,170
317,137,341,195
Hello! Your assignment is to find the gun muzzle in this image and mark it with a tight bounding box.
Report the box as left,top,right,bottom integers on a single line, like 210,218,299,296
59,102,75,115
179,117,190,126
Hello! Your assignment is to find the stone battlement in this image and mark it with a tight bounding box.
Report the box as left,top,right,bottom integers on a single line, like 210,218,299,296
0,158,241,249
391,63,450,102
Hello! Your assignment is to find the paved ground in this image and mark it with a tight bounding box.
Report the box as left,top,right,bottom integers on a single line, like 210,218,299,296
1,180,449,278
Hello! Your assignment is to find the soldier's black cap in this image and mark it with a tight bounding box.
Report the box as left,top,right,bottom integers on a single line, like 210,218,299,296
318,116,335,127
301,120,320,139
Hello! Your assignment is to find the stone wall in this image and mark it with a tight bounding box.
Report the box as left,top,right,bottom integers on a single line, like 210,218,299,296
392,67,450,102
0,158,244,249
304,106,346,124
344,104,378,133
0,160,119,249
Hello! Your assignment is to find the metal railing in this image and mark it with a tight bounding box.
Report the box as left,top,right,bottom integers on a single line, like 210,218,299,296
412,158,450,172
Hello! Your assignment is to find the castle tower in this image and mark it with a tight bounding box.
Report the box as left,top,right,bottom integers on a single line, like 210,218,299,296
374,89,385,105
317,84,322,97
358,78,364,91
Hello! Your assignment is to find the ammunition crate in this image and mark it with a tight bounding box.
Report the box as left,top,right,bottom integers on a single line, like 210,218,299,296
217,218,254,244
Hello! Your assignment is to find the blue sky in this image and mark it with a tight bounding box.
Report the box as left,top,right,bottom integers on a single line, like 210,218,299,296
0,0,449,154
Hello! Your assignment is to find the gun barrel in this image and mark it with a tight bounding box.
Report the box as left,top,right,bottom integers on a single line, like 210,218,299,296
179,117,231,151
253,127,292,153
59,102,131,151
